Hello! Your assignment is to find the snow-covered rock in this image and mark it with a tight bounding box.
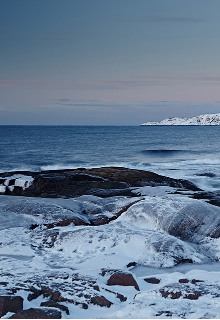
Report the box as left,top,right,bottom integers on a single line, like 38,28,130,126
141,113,220,125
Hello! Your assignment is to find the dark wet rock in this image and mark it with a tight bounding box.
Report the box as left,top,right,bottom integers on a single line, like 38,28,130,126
126,261,137,268
1,166,200,198
184,292,202,300
100,268,121,277
30,224,39,230
174,258,193,264
104,288,127,302
40,286,62,302
191,191,220,208
156,311,173,317
191,279,205,284
40,301,69,315
107,272,139,291
160,289,182,299
9,308,62,319
144,277,160,284
27,286,42,301
90,296,113,308
0,296,23,317
0,282,8,286
179,279,190,283
196,172,216,178
160,284,203,300
46,217,87,228
116,292,127,302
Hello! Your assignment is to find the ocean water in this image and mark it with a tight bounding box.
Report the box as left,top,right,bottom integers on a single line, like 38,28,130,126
0,125,220,192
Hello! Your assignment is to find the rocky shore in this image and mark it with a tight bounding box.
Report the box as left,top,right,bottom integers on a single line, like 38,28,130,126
0,167,220,318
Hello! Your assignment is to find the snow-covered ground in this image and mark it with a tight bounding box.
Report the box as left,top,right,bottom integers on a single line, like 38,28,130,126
0,184,220,318
141,112,220,125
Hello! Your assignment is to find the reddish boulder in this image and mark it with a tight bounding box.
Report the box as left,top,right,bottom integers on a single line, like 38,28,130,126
191,279,204,284
144,277,160,284
0,296,23,317
90,296,112,308
160,289,182,299
9,308,61,319
40,301,69,315
179,279,189,283
107,272,139,291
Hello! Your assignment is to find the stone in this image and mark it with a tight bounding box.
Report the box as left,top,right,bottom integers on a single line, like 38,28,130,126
0,296,23,317
90,296,112,308
126,262,137,268
107,272,139,291
179,279,190,283
160,289,182,299
9,308,61,319
40,301,69,315
27,286,42,301
191,279,204,284
144,277,160,284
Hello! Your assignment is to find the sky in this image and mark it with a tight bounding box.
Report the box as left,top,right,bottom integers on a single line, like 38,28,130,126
1,0,220,125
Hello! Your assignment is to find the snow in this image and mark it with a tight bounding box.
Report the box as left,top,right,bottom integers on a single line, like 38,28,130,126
141,112,220,125
0,174,34,193
0,186,220,318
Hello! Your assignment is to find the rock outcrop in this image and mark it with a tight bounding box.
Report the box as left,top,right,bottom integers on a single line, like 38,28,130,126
0,167,200,198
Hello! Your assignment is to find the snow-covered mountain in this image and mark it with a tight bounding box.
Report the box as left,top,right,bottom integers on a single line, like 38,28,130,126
141,113,220,125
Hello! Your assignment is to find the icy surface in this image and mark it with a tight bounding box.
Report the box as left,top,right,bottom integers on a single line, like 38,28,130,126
0,174,34,193
0,187,220,318
141,112,220,125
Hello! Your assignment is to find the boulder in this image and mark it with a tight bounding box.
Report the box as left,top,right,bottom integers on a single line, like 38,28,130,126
90,296,112,308
40,301,69,315
144,277,160,284
9,308,61,319
0,296,23,317
107,272,139,291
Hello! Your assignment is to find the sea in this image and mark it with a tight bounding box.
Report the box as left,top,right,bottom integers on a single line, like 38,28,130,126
0,125,220,192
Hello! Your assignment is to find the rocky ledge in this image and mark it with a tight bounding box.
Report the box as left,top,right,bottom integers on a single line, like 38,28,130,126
0,166,200,198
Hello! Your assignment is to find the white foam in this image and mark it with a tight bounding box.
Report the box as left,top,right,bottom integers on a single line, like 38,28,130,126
0,185,6,193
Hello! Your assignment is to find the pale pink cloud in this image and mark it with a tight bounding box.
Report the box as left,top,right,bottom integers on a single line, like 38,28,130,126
0,79,46,88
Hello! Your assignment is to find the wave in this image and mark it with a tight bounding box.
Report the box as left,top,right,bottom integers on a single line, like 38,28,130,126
140,149,190,156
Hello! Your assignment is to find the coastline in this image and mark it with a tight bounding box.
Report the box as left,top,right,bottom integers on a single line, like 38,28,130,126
0,166,220,318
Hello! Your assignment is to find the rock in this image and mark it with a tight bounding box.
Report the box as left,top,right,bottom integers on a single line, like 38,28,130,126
179,279,189,283
40,301,69,315
100,268,121,277
27,286,42,301
184,292,202,300
174,258,193,265
40,286,62,302
107,272,139,291
1,167,200,198
196,172,216,178
144,277,160,284
116,293,127,302
126,262,137,268
160,289,182,299
9,308,61,319
160,285,202,300
191,279,204,284
90,296,112,308
0,296,23,317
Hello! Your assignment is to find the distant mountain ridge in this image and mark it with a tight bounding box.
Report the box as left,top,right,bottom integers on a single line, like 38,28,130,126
141,113,220,125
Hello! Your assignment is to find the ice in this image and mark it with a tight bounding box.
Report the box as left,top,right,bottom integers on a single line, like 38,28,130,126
0,185,220,319
0,185,6,193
